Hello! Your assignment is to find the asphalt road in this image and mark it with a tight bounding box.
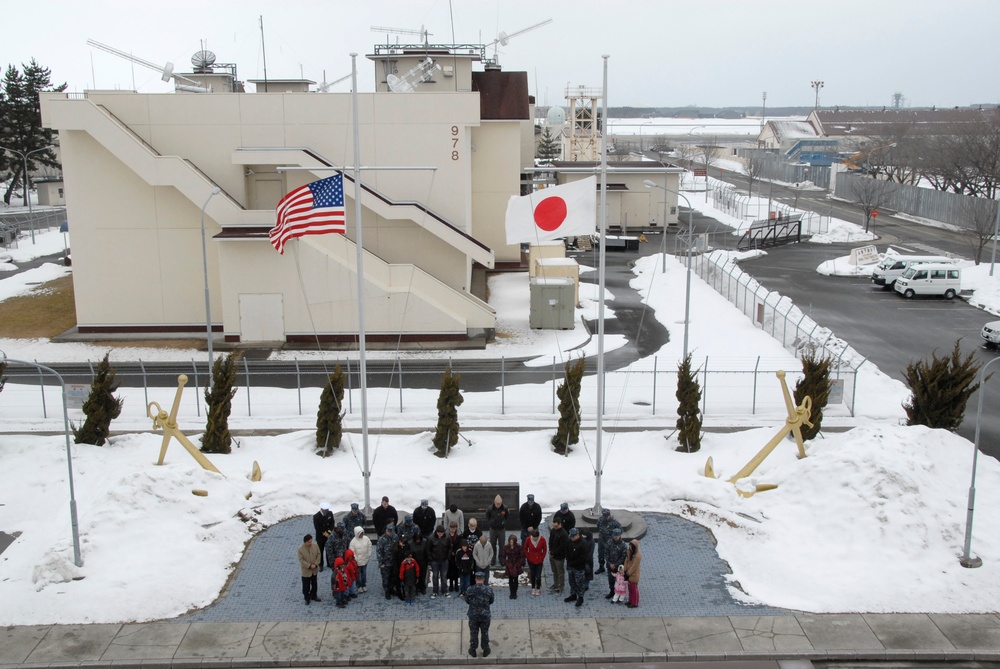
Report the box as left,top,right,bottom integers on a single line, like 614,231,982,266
704,166,1000,459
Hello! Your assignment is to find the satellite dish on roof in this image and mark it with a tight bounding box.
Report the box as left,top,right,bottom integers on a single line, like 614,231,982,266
386,74,413,93
546,107,566,127
191,50,217,71
386,57,440,93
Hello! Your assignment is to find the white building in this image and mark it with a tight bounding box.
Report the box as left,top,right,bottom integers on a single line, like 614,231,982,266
42,43,680,348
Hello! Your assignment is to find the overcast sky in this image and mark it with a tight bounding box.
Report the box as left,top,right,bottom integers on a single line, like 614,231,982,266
7,0,996,110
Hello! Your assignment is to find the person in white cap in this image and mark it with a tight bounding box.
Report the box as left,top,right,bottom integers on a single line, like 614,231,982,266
312,501,335,571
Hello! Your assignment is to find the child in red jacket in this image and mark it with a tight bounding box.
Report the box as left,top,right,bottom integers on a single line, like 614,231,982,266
332,557,349,608
399,552,421,604
344,549,359,598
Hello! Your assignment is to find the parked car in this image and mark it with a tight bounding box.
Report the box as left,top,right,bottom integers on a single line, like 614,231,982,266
893,264,961,299
982,321,1000,349
871,255,956,289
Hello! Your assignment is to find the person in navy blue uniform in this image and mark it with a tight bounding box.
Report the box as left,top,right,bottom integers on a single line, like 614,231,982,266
465,571,495,658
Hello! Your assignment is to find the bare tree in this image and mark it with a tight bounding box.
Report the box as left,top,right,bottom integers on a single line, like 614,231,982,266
744,152,767,201
697,137,723,172
961,197,999,264
851,175,892,233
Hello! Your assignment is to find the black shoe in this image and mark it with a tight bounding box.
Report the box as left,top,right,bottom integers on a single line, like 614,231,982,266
626,603,637,608
564,594,577,603
605,591,615,599
468,648,477,658
482,647,491,658
511,593,517,599
576,595,584,607
336,603,346,608
595,567,604,574
385,592,392,600
305,598,310,605
311,596,321,602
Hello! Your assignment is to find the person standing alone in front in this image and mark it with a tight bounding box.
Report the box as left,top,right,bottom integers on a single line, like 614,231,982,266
466,571,495,658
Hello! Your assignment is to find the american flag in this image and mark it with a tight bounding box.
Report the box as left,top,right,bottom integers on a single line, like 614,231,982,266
269,174,346,254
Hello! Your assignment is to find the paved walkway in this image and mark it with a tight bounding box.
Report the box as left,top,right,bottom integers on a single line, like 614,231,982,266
182,514,786,623
5,512,1000,667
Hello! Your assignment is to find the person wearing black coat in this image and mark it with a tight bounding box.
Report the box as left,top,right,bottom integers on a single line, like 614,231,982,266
518,494,542,542
564,528,588,606
312,502,336,571
552,502,576,531
372,496,398,537
413,499,437,537
409,532,430,594
427,525,451,598
547,519,569,594
581,530,596,582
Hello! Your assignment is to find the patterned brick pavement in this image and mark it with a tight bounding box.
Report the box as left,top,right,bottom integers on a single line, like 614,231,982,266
181,513,789,622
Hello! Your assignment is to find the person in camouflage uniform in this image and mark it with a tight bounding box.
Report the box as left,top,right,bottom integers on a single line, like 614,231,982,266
343,503,366,538
465,571,495,658
604,528,628,599
594,508,621,575
377,523,398,600
398,514,420,542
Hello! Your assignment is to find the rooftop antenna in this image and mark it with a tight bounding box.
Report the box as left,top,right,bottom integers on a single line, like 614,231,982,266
370,25,431,46
386,57,440,93
483,19,552,70
86,39,212,92
316,71,352,92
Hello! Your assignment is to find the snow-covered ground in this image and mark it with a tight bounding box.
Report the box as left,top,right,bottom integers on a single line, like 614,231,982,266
3,179,1000,624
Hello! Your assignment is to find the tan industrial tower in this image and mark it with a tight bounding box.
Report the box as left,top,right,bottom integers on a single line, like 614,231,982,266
564,84,602,161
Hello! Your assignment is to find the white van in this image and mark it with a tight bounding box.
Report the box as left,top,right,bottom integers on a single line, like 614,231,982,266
893,263,962,299
871,255,956,288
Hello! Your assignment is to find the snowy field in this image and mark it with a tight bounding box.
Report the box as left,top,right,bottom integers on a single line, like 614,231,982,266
3,183,1000,624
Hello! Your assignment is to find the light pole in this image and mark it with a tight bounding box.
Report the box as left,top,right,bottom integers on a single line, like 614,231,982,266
200,187,222,372
0,144,55,244
761,91,767,130
639,121,653,152
1,352,83,568
960,356,1000,568
644,180,694,358
810,80,824,110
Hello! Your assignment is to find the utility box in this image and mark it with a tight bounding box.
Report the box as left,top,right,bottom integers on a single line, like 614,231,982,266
529,277,575,329
528,241,565,278
535,257,580,306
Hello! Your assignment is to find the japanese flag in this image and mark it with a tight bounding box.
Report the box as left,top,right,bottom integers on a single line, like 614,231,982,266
504,176,597,245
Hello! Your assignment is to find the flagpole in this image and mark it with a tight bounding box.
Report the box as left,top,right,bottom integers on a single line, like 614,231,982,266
593,54,609,517
349,53,373,518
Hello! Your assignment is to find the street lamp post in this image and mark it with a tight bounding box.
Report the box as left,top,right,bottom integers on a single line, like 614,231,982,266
200,187,222,372
959,356,1000,568
1,352,83,568
639,121,653,152
644,180,694,358
810,80,824,110
0,144,55,244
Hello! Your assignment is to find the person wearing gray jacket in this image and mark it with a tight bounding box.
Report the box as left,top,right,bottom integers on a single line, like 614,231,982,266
442,503,464,534
472,533,494,583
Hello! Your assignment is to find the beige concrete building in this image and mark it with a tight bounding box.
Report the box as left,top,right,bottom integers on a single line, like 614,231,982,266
39,45,549,346
41,43,682,347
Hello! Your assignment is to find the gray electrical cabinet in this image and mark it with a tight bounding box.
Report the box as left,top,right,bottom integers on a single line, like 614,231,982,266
529,277,576,329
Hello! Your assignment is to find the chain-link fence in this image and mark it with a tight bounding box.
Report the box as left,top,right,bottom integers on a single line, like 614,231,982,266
687,249,865,414
710,182,828,236
0,207,67,248
1,348,850,430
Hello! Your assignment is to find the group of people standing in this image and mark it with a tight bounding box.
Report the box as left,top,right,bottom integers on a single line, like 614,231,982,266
297,494,643,618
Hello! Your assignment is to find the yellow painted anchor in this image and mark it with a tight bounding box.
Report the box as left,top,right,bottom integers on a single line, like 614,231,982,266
147,374,223,476
705,370,812,497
